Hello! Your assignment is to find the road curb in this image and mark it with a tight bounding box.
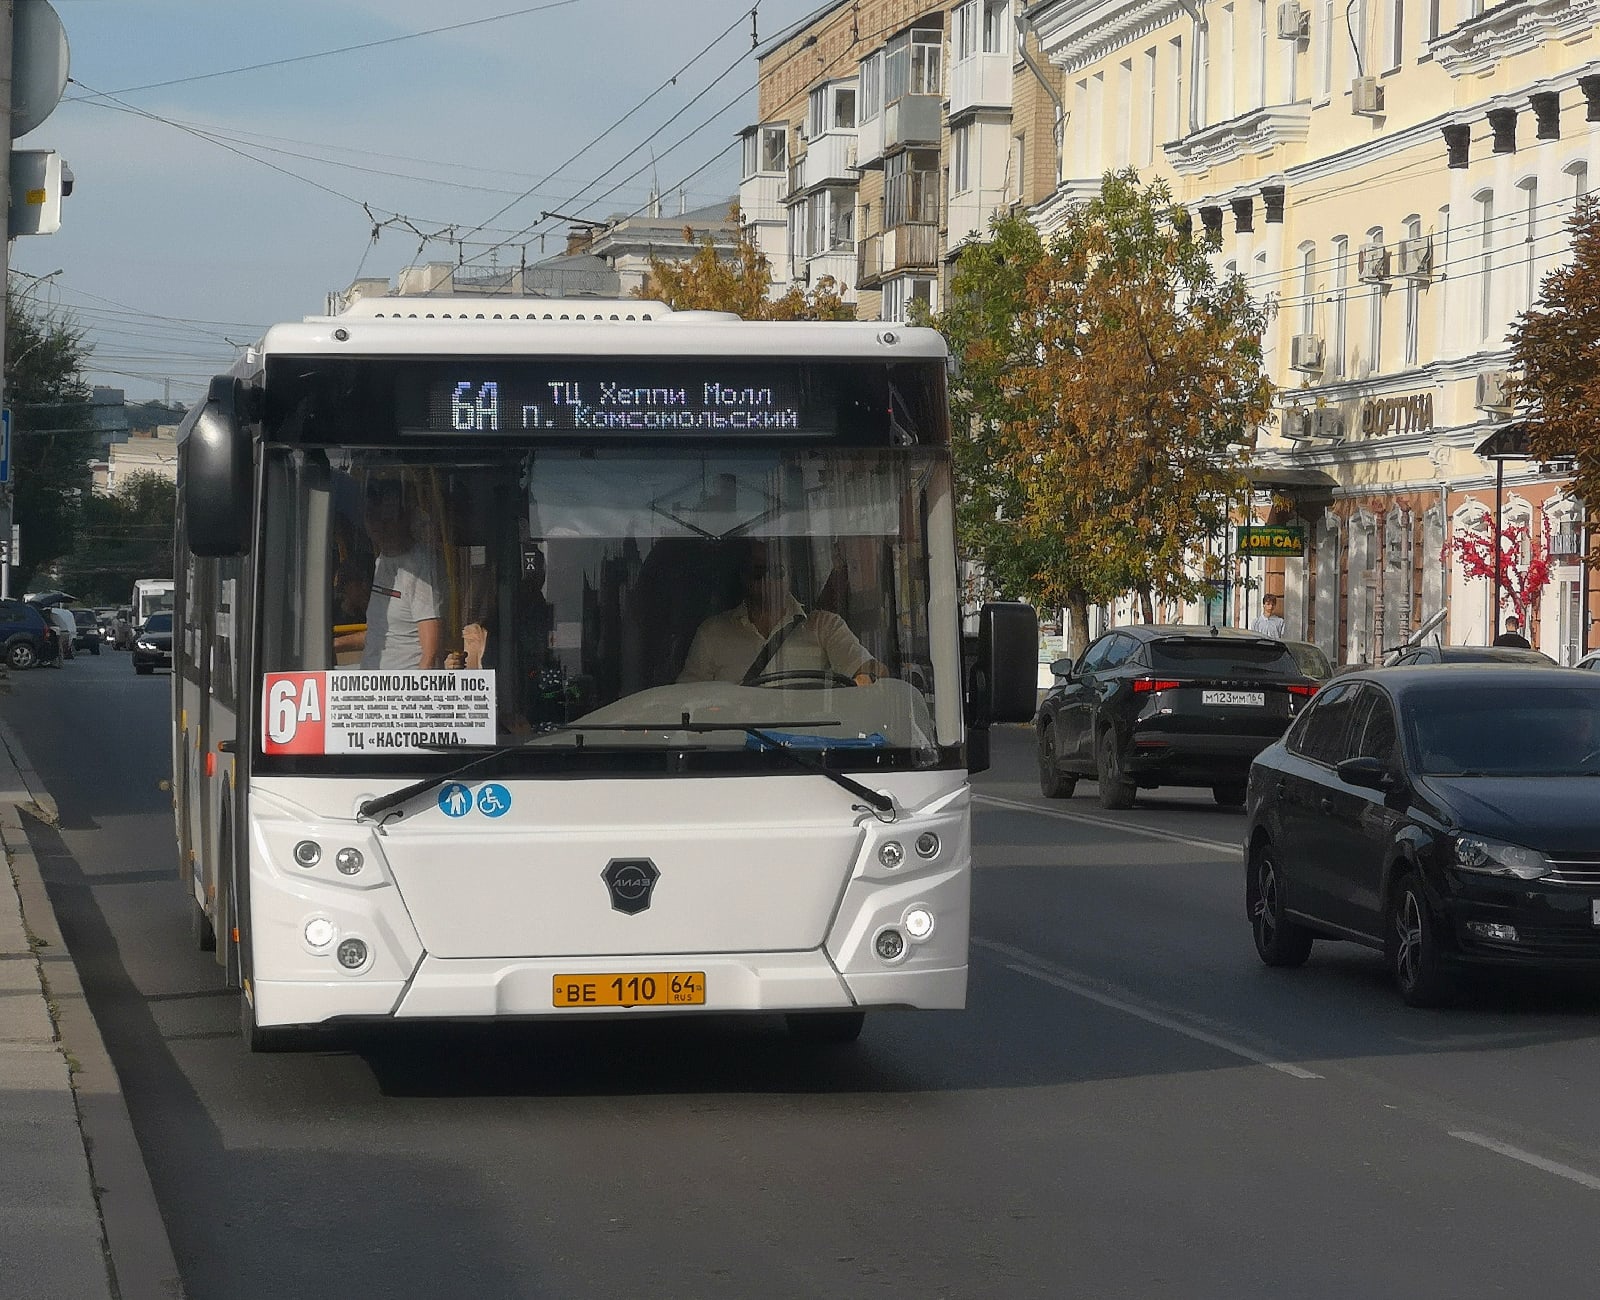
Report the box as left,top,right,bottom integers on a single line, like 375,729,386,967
0,721,186,1300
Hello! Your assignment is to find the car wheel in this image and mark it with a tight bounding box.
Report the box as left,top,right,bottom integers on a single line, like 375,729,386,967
784,1011,866,1044
6,641,37,670
1247,842,1313,967
1037,724,1077,799
1212,784,1247,808
1387,871,1455,1008
1096,729,1137,810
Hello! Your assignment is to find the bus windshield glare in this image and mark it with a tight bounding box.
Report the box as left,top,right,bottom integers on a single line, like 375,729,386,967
259,444,959,769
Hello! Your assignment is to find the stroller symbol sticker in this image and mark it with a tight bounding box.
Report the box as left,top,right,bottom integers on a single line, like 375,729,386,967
476,783,511,817
438,783,473,818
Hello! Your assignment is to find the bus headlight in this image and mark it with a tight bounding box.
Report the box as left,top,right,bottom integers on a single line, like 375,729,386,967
914,833,940,859
303,917,335,949
874,928,906,961
337,938,369,970
878,841,905,868
904,907,935,940
293,840,322,868
335,847,364,875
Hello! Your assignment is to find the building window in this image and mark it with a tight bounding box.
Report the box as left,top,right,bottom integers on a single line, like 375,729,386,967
743,125,787,178
1254,0,1267,109
834,85,857,130
1118,60,1134,167
805,189,856,256
860,54,882,122
1197,23,1210,128
1474,189,1495,342
1298,242,1317,336
886,26,943,103
1403,216,1421,367
1217,4,1234,121
951,124,972,194
1316,0,1333,100
1331,235,1348,378
1388,0,1404,70
1145,47,1159,164
886,149,939,226
1089,72,1105,174
1517,177,1538,315
1566,160,1590,198
955,1,978,61
983,0,1009,51
884,276,936,322
809,83,857,138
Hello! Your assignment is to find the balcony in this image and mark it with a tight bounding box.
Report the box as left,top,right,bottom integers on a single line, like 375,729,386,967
799,132,857,190
806,249,857,299
738,173,785,225
884,94,941,152
858,224,940,284
857,111,884,170
949,52,1012,118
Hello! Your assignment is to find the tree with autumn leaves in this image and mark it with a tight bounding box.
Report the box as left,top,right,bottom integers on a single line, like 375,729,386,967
637,207,856,321
1509,194,1600,566
937,171,1274,653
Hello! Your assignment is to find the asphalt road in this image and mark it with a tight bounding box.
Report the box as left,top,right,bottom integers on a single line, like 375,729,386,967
10,652,1600,1299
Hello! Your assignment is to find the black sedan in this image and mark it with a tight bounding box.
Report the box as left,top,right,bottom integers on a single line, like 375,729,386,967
1383,644,1553,666
132,611,173,675
1246,666,1600,1005
1037,625,1318,809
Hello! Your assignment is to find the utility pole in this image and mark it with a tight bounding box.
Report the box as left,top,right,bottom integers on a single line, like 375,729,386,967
1,0,14,599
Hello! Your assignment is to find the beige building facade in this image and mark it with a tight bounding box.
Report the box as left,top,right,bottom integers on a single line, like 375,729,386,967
1030,0,1600,663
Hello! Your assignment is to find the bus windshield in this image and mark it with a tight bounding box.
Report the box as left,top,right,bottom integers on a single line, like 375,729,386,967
259,444,959,769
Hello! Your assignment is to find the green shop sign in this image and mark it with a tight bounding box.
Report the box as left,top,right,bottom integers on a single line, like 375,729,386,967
1236,525,1306,556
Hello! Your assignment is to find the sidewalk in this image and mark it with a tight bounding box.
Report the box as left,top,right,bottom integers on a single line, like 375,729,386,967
0,714,185,1299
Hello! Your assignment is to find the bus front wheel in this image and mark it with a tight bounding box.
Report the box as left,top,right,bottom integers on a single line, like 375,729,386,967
784,1010,865,1044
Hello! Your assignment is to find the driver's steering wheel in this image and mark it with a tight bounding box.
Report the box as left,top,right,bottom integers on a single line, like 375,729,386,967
743,668,856,689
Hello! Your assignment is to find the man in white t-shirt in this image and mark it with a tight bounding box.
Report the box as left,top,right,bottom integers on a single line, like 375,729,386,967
678,542,885,686
1250,593,1286,640
358,479,442,670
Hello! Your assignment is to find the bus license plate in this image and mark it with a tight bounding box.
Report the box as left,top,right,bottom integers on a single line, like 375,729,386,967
1203,690,1264,706
552,972,706,1008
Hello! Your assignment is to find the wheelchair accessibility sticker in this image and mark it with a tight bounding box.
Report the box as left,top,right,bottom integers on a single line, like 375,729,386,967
438,783,474,818
476,783,511,817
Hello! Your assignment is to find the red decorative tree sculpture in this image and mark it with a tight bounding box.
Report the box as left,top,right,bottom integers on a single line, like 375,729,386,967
1449,513,1553,625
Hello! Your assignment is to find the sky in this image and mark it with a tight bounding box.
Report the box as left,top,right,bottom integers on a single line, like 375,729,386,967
14,0,828,404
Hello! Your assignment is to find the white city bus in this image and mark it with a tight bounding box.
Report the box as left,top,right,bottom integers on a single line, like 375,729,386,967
133,577,175,624
172,298,1036,1050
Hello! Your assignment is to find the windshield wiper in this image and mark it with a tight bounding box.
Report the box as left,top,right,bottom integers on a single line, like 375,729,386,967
356,743,529,823
740,725,894,815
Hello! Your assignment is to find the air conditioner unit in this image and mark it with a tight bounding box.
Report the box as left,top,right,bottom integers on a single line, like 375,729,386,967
1351,76,1385,116
1290,333,1326,373
1309,408,1346,440
1396,236,1433,280
1276,1,1309,38
1281,407,1313,439
1357,241,1390,283
1475,369,1514,413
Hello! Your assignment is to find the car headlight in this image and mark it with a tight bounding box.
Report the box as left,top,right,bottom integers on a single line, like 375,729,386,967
136,640,157,651
1453,835,1552,880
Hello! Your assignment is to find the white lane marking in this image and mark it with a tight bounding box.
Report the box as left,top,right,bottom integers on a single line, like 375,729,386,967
974,937,1321,1080
1449,1131,1600,1191
974,793,1241,856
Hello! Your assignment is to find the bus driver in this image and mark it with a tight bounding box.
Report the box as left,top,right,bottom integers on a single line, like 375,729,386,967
678,541,886,687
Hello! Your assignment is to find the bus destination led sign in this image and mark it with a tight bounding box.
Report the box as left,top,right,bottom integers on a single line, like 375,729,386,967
435,376,806,434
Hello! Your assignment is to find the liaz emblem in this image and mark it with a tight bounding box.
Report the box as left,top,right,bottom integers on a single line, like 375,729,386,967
602,858,659,915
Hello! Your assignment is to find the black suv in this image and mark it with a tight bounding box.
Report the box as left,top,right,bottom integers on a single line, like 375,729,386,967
0,598,60,670
68,608,103,655
1037,625,1318,809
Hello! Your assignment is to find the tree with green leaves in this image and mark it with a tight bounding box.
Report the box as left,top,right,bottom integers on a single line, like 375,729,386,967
6,288,96,594
638,207,857,321
936,171,1274,653
59,470,176,604
1509,194,1600,565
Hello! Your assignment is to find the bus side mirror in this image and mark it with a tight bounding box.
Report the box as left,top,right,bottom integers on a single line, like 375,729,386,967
968,601,1039,726
185,375,255,557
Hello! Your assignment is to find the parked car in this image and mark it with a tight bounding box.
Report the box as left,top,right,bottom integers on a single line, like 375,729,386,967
1245,666,1600,1006
1283,640,1333,682
132,611,173,675
1036,625,1318,809
1383,644,1554,667
1575,649,1600,673
67,608,103,655
0,598,60,669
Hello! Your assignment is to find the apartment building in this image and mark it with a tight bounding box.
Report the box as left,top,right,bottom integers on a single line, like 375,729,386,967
1029,0,1599,662
739,1,1062,321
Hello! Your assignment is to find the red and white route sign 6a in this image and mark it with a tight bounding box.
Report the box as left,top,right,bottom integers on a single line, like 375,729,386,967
262,673,327,754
